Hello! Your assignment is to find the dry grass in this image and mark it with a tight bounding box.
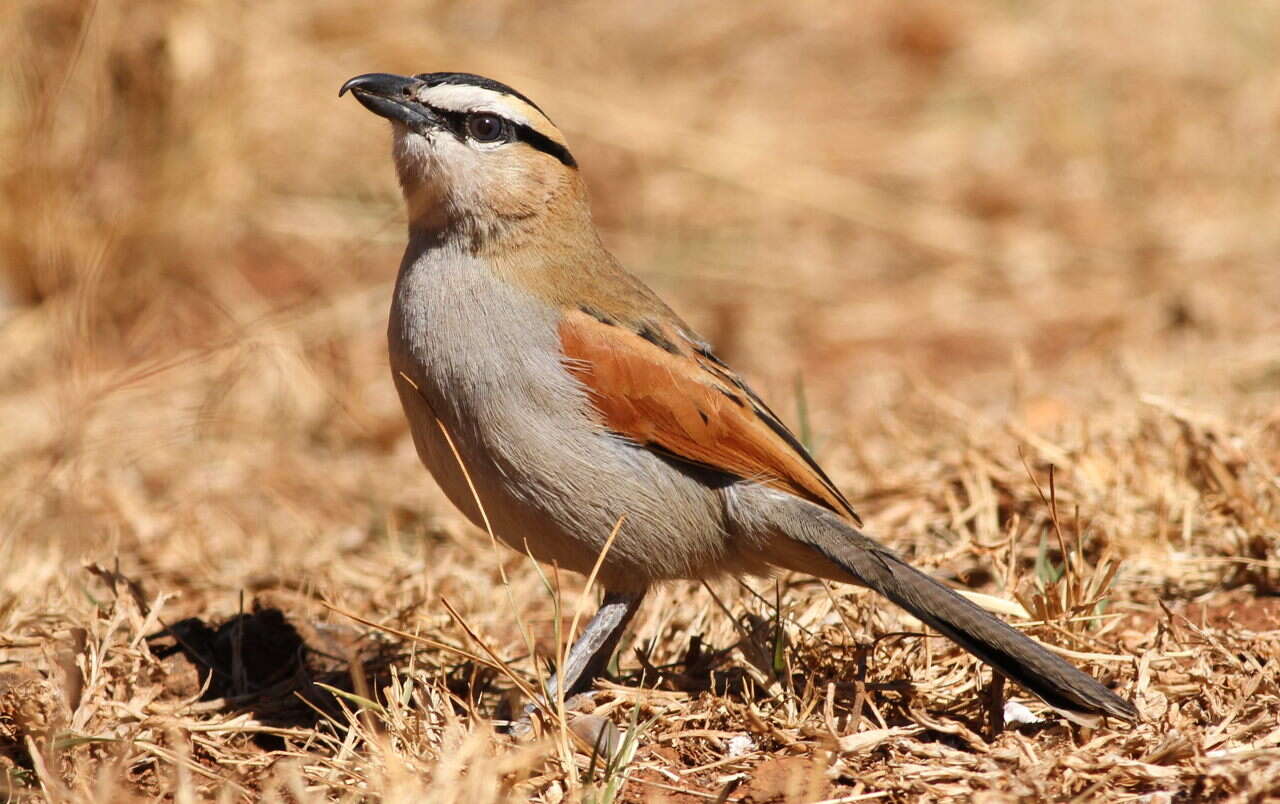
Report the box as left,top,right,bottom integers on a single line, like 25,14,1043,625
2,0,1279,800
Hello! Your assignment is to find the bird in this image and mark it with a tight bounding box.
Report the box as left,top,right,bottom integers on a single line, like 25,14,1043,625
339,71,1137,727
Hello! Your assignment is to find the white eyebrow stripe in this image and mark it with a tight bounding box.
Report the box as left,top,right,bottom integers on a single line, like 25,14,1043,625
420,84,535,126
418,83,570,149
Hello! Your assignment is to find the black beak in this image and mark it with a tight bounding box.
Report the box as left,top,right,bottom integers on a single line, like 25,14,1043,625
339,73,441,131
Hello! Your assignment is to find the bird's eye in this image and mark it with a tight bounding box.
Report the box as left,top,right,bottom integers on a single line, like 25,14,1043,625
466,113,506,143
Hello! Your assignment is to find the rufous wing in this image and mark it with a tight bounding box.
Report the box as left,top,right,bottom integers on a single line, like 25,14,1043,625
558,308,860,525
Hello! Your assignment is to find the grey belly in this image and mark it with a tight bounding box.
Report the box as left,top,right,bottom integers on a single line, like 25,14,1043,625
391,360,743,590
386,261,737,590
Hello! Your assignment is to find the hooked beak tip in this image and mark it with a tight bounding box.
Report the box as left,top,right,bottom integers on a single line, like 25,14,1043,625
340,73,439,131
340,73,418,100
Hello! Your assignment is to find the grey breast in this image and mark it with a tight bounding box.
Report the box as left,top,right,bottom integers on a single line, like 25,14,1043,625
386,241,735,584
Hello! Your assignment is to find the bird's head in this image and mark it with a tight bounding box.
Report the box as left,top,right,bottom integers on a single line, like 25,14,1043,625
341,72,587,246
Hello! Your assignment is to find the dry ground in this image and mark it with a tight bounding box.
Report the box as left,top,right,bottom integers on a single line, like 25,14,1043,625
2,1,1279,801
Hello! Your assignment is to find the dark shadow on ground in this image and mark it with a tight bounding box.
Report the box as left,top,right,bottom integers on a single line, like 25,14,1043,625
147,603,399,749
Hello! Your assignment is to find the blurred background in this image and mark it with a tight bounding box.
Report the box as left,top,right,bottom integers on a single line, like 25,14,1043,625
1,0,1278,797
4,0,1276,573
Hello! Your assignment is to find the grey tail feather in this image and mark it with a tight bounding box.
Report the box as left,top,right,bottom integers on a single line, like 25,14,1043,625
823,540,1137,722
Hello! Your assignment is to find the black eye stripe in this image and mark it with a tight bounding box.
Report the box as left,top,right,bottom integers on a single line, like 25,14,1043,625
421,104,577,169
514,122,577,168
421,106,468,139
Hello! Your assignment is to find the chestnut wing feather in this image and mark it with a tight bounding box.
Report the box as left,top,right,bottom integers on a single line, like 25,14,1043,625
559,309,860,524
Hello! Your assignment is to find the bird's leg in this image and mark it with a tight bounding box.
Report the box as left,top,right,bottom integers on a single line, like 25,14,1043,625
535,589,645,712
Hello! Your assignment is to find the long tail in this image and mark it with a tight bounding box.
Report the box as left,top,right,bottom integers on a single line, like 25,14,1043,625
811,530,1137,724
